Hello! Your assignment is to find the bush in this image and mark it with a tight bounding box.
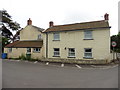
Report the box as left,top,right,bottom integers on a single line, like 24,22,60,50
19,54,32,60
19,54,26,60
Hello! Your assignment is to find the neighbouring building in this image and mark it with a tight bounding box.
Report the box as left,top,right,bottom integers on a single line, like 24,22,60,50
4,18,45,59
43,13,111,64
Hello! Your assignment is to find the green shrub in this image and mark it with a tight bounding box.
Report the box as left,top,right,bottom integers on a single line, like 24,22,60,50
19,54,26,60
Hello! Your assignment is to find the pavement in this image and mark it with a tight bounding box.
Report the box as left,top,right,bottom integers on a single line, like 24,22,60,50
3,59,118,69
2,59,118,88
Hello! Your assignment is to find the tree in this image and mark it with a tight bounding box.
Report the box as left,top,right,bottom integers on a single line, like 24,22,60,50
2,37,10,51
111,32,120,52
1,10,21,52
1,10,21,39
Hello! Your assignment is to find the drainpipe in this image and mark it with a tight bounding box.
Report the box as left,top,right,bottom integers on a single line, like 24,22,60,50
46,32,48,58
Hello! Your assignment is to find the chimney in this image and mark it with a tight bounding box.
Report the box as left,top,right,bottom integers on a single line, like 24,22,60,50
49,21,54,27
27,18,32,25
104,13,109,21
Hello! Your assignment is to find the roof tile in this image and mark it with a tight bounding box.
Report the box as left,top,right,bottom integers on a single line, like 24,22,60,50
5,41,43,48
44,20,110,32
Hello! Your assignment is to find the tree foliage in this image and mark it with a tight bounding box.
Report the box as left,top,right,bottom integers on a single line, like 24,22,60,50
111,32,120,52
1,10,21,39
1,10,21,52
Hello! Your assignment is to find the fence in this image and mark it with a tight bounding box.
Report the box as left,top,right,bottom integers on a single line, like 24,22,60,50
117,53,120,60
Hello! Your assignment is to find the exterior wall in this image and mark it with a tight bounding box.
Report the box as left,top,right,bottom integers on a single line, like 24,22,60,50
43,33,47,58
31,47,44,59
46,29,111,61
4,47,44,59
4,48,26,58
20,25,42,41
42,33,46,58
4,25,45,59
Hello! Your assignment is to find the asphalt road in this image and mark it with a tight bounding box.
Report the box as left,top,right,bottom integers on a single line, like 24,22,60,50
2,60,118,88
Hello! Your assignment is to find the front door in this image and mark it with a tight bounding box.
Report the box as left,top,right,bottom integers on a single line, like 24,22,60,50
27,48,31,54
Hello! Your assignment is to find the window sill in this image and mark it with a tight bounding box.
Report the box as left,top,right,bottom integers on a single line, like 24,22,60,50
83,57,93,59
53,56,60,57
83,39,94,40
53,40,60,41
33,51,40,53
68,56,76,58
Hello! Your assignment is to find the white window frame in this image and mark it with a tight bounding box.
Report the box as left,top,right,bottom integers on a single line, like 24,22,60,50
38,34,42,40
53,48,60,57
8,48,12,53
33,48,41,53
84,48,92,58
68,48,75,57
84,30,93,39
27,48,31,54
53,32,60,41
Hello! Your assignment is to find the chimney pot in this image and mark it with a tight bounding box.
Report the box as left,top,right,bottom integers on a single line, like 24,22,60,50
104,13,109,21
49,21,54,27
27,18,32,25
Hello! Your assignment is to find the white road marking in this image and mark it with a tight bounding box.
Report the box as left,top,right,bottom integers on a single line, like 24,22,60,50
75,64,82,68
46,62,49,65
91,65,96,67
34,61,38,64
61,63,64,67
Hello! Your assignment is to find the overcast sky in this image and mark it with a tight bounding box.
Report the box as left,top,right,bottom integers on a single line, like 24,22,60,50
0,0,119,35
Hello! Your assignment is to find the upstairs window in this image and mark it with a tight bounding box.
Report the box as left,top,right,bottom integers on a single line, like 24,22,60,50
38,34,42,40
53,33,60,41
84,30,93,39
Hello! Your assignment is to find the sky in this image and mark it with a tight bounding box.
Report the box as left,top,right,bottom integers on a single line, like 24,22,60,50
0,0,119,35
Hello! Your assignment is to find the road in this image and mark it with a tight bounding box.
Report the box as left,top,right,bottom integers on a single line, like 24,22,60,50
2,60,118,88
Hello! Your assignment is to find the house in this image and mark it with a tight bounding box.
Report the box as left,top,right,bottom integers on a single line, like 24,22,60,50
4,14,112,64
43,13,111,64
4,18,45,59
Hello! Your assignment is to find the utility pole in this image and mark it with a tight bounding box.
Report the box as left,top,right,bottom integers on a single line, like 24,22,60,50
112,41,117,61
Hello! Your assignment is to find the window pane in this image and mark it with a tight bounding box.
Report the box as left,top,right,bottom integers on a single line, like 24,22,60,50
85,31,91,34
85,53,92,58
68,48,75,57
54,48,59,51
84,31,92,39
27,48,31,52
54,52,59,56
84,48,92,58
38,34,42,40
54,48,60,56
54,33,60,40
70,49,75,52
85,49,91,52
33,48,40,52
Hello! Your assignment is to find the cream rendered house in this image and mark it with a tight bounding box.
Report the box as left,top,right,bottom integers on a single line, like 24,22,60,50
4,19,45,59
43,14,111,64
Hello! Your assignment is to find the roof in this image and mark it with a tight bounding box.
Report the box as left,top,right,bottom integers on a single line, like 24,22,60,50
5,41,43,48
44,20,110,32
32,25,44,32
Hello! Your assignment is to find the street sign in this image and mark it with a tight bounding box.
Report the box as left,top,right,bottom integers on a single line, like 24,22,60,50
112,41,117,47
